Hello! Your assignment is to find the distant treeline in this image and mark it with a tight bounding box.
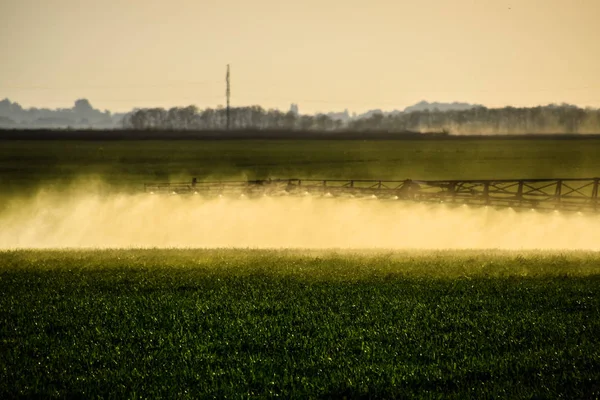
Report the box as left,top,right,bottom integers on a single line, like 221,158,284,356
122,104,600,134
2,99,600,134
0,98,124,129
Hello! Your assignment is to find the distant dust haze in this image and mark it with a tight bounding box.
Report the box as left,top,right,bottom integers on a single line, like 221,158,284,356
1,181,598,251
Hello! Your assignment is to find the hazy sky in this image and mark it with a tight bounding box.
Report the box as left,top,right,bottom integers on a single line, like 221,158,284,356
1,0,599,113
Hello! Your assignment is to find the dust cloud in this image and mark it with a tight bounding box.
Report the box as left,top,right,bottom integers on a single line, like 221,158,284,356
0,183,599,250
422,121,600,136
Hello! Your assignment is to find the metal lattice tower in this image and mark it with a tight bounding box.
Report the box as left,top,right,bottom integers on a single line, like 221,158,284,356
226,64,231,131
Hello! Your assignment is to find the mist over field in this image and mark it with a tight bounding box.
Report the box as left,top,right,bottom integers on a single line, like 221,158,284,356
1,181,599,250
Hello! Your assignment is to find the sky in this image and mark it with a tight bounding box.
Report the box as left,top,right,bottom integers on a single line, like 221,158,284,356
1,0,599,114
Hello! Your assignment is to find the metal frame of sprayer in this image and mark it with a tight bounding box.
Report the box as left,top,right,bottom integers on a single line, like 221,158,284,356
144,177,600,213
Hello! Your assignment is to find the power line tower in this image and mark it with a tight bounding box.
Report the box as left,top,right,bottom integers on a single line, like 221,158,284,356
226,64,231,131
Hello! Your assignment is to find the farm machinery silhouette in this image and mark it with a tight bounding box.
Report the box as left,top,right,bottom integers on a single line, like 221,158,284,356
145,177,600,213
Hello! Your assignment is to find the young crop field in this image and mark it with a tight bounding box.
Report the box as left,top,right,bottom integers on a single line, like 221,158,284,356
1,138,600,398
1,250,599,398
1,138,600,195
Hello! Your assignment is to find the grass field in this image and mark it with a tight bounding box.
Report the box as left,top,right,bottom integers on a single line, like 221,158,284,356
1,250,599,398
2,138,600,195
1,138,600,397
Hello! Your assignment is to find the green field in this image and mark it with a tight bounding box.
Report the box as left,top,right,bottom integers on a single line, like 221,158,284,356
2,139,600,195
1,250,599,398
1,139,600,397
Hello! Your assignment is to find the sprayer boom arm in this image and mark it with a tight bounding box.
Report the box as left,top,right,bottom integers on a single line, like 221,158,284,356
144,177,600,213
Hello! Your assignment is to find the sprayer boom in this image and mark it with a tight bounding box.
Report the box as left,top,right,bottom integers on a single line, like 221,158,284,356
144,177,600,213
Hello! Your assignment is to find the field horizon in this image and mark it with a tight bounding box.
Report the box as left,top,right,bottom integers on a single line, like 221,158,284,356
3,128,600,141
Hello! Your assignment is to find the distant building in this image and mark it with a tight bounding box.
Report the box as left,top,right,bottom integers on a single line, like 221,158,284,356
289,103,299,115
